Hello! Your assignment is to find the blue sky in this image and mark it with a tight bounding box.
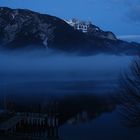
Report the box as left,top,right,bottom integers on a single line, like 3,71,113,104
0,0,140,36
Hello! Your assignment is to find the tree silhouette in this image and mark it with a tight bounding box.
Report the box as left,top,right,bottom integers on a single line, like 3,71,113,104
118,57,140,127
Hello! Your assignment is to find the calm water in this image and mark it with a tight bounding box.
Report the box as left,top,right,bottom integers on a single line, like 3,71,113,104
0,52,140,140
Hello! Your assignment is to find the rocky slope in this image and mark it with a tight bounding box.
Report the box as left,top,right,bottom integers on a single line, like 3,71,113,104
0,7,140,55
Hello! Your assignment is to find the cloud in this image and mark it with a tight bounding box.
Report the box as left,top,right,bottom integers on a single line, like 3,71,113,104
103,0,140,23
127,5,140,23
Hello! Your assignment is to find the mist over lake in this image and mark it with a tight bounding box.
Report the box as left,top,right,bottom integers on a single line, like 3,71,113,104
0,51,133,80
0,1,140,139
0,49,139,140
0,50,133,98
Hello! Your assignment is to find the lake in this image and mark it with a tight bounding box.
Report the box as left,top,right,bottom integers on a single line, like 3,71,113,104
0,52,140,140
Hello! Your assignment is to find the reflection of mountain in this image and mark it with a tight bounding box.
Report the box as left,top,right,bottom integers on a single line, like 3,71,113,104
0,93,116,139
0,7,140,54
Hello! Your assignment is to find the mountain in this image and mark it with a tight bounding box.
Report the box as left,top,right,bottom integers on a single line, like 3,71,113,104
0,7,140,55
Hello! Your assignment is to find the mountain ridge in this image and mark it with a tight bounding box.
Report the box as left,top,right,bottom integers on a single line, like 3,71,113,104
0,7,140,55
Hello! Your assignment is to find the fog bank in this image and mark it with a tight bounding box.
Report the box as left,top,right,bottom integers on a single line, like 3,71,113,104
0,52,133,82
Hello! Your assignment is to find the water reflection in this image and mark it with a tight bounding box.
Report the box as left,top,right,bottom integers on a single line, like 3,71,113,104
0,53,139,140
0,89,116,139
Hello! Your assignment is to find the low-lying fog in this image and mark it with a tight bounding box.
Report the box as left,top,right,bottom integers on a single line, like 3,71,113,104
0,50,134,98
0,51,133,81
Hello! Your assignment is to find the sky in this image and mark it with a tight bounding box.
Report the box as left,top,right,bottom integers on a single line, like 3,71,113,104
0,0,140,37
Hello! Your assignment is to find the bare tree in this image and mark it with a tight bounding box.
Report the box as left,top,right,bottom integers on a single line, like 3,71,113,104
118,57,140,127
